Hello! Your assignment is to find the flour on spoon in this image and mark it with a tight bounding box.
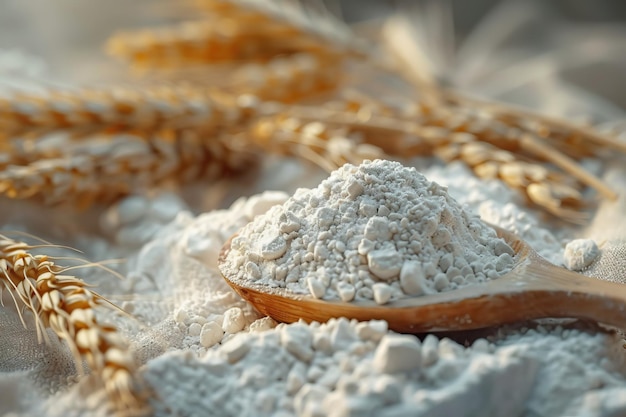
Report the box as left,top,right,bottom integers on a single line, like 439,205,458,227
222,160,515,304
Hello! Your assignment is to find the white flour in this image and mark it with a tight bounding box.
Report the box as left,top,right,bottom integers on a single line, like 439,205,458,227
564,239,601,271
222,160,515,304
426,162,564,266
143,318,539,417
2,6,626,417
141,319,626,417
2,162,626,417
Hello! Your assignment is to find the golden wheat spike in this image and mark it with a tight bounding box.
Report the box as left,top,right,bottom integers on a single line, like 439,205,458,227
107,0,366,71
269,99,608,220
436,140,588,222
250,115,387,171
285,97,617,202
0,235,142,410
106,20,305,70
229,53,342,102
429,105,618,200
442,90,626,155
0,86,246,139
192,0,368,57
0,129,254,206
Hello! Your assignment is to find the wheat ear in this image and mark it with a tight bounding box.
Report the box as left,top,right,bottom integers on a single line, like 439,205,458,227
107,0,366,71
191,0,365,55
105,19,308,70
0,86,248,138
284,98,617,201
0,235,140,409
263,103,599,220
442,90,626,155
229,53,342,102
436,140,588,222
250,115,387,171
0,129,255,206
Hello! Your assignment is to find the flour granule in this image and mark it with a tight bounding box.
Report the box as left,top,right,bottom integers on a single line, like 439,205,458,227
222,160,515,304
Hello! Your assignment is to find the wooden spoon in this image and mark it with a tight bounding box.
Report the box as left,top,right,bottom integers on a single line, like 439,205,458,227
218,226,626,333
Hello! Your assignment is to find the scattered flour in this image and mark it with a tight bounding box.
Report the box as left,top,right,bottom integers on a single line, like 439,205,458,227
110,190,289,357
426,162,564,265
142,318,539,417
564,238,601,271
100,192,190,248
222,160,515,304
140,318,626,417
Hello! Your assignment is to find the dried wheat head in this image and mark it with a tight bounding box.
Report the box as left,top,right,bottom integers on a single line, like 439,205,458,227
107,0,365,71
0,129,256,206
0,235,142,411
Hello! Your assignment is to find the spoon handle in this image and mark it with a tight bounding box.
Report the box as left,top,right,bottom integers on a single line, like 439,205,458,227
497,254,626,329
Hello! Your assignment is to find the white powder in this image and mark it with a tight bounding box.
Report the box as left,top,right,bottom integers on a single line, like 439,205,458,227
142,318,538,417
3,166,626,417
141,318,626,417
564,238,601,271
426,162,565,265
111,191,289,357
100,192,190,248
222,160,515,304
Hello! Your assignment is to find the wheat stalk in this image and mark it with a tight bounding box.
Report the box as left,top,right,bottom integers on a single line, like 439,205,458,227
0,234,140,409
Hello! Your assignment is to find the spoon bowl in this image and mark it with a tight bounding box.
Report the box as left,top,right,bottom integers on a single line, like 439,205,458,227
218,226,626,333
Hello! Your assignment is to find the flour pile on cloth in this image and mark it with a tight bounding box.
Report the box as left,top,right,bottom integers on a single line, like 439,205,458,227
142,319,626,417
221,160,515,304
2,161,626,417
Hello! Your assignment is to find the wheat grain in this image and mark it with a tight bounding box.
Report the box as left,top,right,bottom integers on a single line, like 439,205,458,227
0,235,141,410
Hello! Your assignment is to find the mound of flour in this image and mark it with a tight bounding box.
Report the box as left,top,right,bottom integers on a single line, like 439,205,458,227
222,160,515,304
143,318,538,417
141,318,626,417
4,177,626,417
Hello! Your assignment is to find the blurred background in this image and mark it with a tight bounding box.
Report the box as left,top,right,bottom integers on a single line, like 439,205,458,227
1,0,626,111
